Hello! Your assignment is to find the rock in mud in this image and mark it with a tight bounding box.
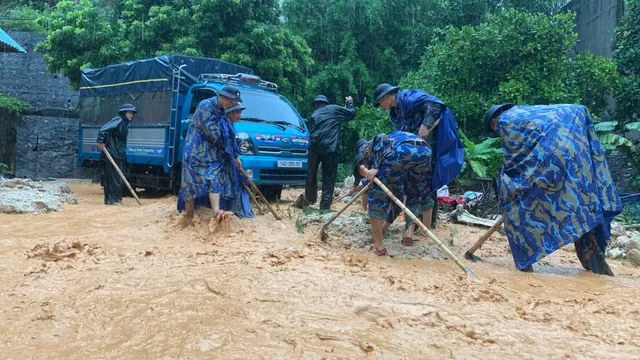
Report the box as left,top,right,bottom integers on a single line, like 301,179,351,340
607,248,624,259
612,236,631,250
0,179,77,214
626,240,640,253
627,249,640,267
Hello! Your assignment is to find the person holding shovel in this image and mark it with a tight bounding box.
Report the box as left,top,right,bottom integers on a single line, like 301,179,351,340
373,83,465,230
357,131,432,255
485,103,621,275
96,103,135,205
177,85,253,230
352,140,399,225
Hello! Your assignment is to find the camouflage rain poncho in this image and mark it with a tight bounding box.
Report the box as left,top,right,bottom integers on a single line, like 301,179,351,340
496,104,622,273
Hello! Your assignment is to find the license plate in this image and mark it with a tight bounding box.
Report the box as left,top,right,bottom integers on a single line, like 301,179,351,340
277,160,302,168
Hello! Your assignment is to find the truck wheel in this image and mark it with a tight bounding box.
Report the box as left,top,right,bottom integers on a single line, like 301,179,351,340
259,185,282,202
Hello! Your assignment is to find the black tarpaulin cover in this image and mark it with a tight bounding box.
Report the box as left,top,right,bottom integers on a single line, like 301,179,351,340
80,55,253,97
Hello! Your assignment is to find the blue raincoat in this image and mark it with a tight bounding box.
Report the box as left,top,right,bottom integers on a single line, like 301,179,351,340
391,89,465,190
177,97,254,218
497,105,621,271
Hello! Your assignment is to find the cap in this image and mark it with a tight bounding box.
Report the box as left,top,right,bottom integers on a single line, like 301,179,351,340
312,95,329,105
373,83,399,106
484,104,515,135
225,104,246,114
118,103,137,114
218,85,242,102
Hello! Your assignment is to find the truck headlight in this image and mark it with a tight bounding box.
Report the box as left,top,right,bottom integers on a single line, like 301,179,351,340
244,169,253,179
236,132,255,155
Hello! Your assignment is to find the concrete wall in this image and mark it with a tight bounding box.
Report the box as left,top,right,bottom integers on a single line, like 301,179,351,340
0,31,79,110
565,0,626,58
15,114,95,180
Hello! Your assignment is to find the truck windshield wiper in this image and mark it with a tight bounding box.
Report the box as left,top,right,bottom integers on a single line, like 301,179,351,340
270,120,305,133
240,117,286,131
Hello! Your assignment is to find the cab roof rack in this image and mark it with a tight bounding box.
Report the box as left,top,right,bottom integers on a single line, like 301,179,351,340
197,73,278,92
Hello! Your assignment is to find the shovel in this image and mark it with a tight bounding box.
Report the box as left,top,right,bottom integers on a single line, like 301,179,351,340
361,165,478,278
464,216,504,262
238,167,281,220
320,182,371,241
101,147,142,206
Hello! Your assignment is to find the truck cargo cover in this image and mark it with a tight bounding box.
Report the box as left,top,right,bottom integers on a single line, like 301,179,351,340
80,55,253,97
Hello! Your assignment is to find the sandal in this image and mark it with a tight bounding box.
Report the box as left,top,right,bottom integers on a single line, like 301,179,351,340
369,246,388,256
401,237,414,247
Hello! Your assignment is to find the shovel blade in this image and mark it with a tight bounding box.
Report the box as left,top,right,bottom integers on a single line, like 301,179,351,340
320,227,329,242
464,251,485,263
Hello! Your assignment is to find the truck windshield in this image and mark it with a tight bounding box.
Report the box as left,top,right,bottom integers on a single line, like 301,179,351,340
239,91,303,127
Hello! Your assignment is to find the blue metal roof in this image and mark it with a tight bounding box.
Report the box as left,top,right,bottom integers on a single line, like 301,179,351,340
0,27,26,53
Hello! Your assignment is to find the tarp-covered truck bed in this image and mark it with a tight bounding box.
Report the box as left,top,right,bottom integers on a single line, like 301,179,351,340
79,55,253,125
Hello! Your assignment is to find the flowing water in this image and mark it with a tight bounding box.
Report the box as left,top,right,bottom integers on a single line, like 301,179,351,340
0,183,639,359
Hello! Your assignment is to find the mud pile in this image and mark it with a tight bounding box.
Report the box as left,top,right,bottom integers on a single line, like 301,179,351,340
27,239,102,262
303,210,447,260
0,178,77,214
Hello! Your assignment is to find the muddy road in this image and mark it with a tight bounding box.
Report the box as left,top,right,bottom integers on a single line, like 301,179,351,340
1,183,639,359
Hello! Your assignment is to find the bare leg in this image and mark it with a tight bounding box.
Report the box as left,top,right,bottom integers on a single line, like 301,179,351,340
208,193,233,233
371,217,386,253
382,220,391,234
423,208,433,229
361,192,369,211
179,199,195,228
209,193,221,214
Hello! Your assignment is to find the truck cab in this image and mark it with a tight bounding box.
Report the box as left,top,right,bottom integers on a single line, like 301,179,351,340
179,73,309,199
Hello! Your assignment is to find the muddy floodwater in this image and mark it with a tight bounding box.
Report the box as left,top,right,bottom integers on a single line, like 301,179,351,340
1,183,639,359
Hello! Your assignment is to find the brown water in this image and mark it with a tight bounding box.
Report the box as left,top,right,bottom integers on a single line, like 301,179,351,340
1,183,639,359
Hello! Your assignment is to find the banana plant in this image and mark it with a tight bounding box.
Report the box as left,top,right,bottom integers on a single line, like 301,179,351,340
458,130,503,178
594,121,637,151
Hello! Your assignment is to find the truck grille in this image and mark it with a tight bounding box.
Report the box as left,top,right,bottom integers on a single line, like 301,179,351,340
257,146,307,155
260,169,307,181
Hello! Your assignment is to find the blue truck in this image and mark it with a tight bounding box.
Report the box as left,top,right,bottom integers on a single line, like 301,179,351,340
77,55,309,200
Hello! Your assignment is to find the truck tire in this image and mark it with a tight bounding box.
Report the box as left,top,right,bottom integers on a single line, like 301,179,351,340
259,185,282,202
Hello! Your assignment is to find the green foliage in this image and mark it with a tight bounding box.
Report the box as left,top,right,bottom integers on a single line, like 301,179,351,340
593,121,635,151
457,129,503,179
613,0,640,123
0,4,49,32
0,163,8,175
400,9,619,139
35,0,313,101
0,93,28,113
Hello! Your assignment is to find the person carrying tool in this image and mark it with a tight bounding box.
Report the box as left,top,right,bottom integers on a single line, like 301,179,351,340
485,103,622,275
373,83,464,230
294,95,356,210
357,130,432,255
96,103,135,205
352,140,400,226
178,85,254,229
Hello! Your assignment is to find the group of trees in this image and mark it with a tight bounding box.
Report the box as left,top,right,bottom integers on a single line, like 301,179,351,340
2,0,639,181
